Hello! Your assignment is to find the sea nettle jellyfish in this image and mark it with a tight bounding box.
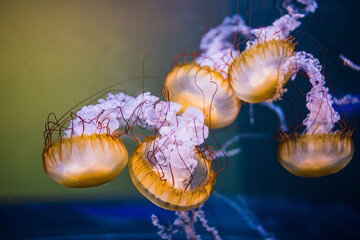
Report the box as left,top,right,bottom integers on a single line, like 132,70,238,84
128,107,217,211
228,38,296,103
165,63,241,128
42,89,174,188
277,52,355,177
43,88,220,210
42,92,136,188
228,14,304,103
43,133,128,188
164,14,247,129
217,11,355,177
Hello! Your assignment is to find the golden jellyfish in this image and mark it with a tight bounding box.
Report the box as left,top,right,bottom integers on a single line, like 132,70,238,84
277,133,354,177
42,93,132,188
276,51,355,177
228,39,296,103
128,137,216,211
43,133,129,188
165,63,241,128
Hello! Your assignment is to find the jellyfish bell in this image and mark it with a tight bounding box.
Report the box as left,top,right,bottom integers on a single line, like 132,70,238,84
165,63,241,128
42,91,136,188
226,13,304,104
277,132,354,177
42,133,129,188
128,106,218,210
228,38,296,103
164,13,249,129
276,51,355,177
128,136,216,211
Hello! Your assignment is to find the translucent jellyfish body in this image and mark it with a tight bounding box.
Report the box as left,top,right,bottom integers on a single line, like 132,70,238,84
128,137,216,211
228,39,295,103
277,133,354,177
42,133,129,188
275,51,355,177
165,63,241,128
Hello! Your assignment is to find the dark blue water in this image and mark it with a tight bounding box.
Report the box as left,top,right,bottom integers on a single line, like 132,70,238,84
1,195,359,240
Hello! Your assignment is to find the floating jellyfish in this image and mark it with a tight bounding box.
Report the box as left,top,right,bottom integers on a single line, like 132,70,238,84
42,90,172,188
128,107,217,211
228,38,296,103
222,5,355,177
192,11,307,105
277,52,355,177
227,13,304,103
198,3,354,177
43,88,219,209
40,0,354,214
165,63,241,128
42,133,128,188
42,92,134,188
129,137,216,211
164,14,250,129
278,133,354,177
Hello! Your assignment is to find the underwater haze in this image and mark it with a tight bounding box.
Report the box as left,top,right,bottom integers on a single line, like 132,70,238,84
0,0,359,239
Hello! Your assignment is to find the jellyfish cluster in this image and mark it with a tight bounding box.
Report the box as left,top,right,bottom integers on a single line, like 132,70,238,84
42,0,355,211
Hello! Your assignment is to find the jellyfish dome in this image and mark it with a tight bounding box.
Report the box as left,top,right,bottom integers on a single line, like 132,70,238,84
228,38,295,103
129,107,216,211
225,13,306,104
43,134,129,188
165,63,241,128
129,137,215,211
42,92,135,188
277,52,355,177
277,133,354,177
